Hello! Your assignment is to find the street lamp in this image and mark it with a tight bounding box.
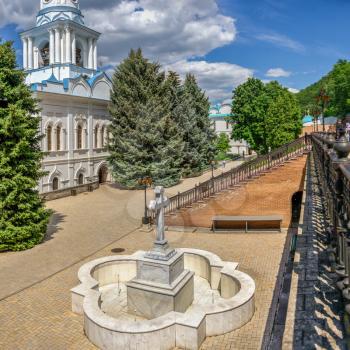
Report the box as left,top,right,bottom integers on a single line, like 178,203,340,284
311,106,321,133
138,176,153,225
316,88,330,133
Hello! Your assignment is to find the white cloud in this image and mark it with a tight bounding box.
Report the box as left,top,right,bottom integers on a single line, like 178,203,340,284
84,0,236,64
266,67,291,78
0,0,236,64
0,0,249,100
165,60,254,100
256,33,304,52
288,87,299,94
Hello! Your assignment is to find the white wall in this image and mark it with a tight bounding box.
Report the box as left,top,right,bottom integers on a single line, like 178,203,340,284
37,93,110,193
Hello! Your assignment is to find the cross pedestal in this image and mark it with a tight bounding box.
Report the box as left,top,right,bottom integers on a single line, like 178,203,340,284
126,186,194,319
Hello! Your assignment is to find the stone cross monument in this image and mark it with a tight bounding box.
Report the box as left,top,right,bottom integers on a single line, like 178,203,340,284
126,186,194,319
145,186,176,261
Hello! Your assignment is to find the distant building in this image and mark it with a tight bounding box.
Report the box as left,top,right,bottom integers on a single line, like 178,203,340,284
209,103,250,156
301,115,337,135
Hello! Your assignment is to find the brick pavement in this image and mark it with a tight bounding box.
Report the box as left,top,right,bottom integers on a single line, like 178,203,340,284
0,224,289,349
0,159,244,301
0,156,324,350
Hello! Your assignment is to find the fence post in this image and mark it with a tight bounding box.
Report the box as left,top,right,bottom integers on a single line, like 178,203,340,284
177,192,181,210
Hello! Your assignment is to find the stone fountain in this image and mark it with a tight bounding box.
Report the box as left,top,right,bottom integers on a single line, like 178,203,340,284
71,186,256,350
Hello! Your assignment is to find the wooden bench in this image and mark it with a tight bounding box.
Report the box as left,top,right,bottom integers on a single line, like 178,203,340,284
212,215,283,233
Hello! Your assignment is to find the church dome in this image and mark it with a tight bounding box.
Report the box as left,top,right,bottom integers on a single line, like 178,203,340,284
37,0,84,26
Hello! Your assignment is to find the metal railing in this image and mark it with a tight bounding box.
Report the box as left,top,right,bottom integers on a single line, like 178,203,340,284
150,135,311,218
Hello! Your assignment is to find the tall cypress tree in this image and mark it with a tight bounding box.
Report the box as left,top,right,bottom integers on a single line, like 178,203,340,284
182,74,216,176
108,49,183,188
0,40,49,251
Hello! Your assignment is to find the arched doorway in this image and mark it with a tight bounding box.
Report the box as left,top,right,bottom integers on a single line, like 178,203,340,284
98,166,108,184
52,177,59,191
78,173,84,185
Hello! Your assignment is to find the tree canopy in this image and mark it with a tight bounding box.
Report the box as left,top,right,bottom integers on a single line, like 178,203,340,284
0,40,49,251
108,49,216,188
297,59,350,118
231,78,301,154
108,49,184,188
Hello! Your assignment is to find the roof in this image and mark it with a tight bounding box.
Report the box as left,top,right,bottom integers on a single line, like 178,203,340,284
302,115,313,124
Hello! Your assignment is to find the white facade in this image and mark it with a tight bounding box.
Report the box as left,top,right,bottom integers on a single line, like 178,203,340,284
20,0,112,193
209,103,250,156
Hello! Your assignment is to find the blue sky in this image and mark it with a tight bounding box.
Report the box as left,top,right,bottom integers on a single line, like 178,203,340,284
1,0,349,101
214,0,350,91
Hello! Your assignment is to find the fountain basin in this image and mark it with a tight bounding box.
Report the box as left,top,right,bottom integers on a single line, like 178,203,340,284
71,249,255,350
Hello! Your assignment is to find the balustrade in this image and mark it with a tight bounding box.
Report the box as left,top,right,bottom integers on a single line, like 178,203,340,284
147,135,311,219
311,130,350,314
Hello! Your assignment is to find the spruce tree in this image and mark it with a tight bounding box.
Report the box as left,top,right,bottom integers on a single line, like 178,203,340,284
108,49,183,188
0,40,49,251
181,74,216,176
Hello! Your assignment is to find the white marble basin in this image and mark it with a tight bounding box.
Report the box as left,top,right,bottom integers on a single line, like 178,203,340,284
71,249,255,350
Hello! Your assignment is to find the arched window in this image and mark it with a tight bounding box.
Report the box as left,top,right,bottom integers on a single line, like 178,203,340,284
101,126,105,148
40,42,50,67
78,173,84,185
47,125,52,151
56,125,61,151
94,125,99,148
76,41,84,67
77,125,83,149
52,177,59,191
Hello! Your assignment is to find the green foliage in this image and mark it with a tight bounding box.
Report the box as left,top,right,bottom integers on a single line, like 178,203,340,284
181,74,216,176
297,60,350,118
108,50,217,186
215,133,230,154
108,49,184,188
297,76,330,115
0,40,49,251
231,78,302,155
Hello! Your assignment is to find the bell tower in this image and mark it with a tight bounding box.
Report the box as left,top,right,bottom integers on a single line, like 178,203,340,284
20,0,100,85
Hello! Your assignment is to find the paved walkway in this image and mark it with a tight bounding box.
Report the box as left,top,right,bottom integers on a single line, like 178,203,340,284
0,225,289,349
0,159,243,301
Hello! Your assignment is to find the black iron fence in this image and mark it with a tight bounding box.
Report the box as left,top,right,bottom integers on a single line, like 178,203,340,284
312,131,350,233
149,135,311,218
311,131,350,315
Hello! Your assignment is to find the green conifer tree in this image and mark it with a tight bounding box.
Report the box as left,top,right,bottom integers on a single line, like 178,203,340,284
182,74,216,176
0,40,49,251
108,49,183,188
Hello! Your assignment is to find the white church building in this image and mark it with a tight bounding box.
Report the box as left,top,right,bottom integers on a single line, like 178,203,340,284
20,0,112,195
209,103,250,156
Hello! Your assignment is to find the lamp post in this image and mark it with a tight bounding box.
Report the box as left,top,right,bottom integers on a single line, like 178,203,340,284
138,176,153,225
311,106,321,133
316,88,330,133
